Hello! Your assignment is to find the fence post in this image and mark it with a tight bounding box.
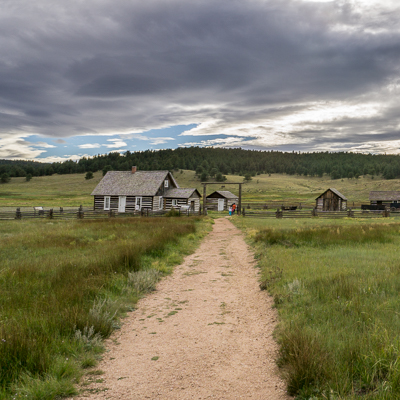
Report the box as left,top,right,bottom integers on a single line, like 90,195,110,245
347,208,354,218
60,207,63,214
275,208,283,218
49,208,53,219
15,207,22,220
77,205,84,219
243,208,246,217
312,208,318,217
108,209,114,218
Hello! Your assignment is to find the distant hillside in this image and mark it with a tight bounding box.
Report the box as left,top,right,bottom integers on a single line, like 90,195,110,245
2,147,400,180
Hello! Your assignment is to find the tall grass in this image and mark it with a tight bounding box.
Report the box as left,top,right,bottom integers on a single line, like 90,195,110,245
235,217,400,399
0,217,209,399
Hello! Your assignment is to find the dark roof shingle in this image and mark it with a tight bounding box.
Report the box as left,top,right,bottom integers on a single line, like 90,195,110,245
316,188,347,201
91,170,178,196
164,188,201,198
206,190,238,199
369,191,400,201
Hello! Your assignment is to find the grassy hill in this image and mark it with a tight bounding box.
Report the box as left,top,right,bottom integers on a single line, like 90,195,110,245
176,170,400,206
0,172,104,207
1,170,399,207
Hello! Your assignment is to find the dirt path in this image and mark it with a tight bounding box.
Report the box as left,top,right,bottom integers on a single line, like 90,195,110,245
73,218,290,399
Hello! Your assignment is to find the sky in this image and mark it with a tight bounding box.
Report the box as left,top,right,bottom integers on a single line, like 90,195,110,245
1,0,400,162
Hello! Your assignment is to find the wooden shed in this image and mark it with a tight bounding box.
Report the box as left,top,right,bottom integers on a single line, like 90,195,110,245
163,188,201,213
315,188,347,211
369,191,400,206
206,190,239,211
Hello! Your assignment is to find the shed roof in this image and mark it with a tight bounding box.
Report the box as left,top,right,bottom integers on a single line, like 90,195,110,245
91,170,178,196
206,190,238,199
369,191,400,201
164,188,201,199
316,188,348,201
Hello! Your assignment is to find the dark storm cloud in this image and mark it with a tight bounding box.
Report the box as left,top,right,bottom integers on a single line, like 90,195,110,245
1,0,400,158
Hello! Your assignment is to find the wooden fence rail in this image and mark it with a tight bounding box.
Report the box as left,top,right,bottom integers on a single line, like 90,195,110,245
2,206,399,221
242,208,399,219
0,207,199,221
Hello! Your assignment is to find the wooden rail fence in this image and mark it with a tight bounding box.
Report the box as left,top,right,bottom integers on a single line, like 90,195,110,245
2,206,398,221
0,206,199,221
241,208,396,219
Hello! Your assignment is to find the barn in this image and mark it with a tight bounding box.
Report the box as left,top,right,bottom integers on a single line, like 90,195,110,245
206,190,239,211
315,188,347,211
91,167,200,213
369,191,400,207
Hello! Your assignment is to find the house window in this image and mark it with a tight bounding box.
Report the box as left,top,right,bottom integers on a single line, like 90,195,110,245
135,196,142,210
164,179,169,188
104,196,111,210
172,199,178,207
159,197,163,209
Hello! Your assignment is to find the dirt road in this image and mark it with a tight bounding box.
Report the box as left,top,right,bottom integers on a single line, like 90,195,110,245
73,218,290,399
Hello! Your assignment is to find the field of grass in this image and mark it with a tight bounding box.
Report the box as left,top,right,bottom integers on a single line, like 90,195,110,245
2,169,399,208
0,216,211,399
176,170,400,206
0,172,104,207
234,216,400,399
4,170,400,399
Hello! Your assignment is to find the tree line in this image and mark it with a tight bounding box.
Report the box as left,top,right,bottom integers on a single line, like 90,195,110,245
2,147,400,182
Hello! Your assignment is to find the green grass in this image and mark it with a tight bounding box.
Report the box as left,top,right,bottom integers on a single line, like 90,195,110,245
0,216,211,399
0,172,104,207
234,216,400,399
3,169,400,208
176,170,400,205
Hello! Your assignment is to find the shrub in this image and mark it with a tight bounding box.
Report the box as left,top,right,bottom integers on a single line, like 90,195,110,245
165,208,180,217
1,173,10,183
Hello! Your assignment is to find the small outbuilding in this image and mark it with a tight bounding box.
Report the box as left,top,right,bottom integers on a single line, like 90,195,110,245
206,190,239,211
369,191,400,206
315,188,347,211
163,188,202,213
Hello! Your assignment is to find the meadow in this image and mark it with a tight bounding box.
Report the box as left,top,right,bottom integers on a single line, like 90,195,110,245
0,216,211,399
3,169,400,208
4,170,400,399
234,216,400,399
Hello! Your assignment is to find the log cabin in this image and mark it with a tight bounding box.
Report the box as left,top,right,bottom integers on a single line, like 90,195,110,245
91,166,201,213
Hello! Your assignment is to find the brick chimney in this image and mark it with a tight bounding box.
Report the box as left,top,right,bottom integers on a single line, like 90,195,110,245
131,166,137,174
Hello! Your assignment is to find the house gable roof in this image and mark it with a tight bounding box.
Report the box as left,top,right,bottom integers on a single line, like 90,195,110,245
164,188,201,199
369,191,400,201
316,188,348,201
91,170,179,196
206,190,238,199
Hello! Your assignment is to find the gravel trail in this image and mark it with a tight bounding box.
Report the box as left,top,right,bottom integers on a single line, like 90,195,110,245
72,218,290,399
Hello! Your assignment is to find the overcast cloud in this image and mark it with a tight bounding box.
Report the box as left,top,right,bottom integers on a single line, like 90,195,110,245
1,0,400,161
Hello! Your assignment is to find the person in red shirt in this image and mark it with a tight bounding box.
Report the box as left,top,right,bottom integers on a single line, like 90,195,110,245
232,203,236,215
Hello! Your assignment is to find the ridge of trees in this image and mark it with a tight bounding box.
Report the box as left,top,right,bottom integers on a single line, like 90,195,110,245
1,147,400,181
